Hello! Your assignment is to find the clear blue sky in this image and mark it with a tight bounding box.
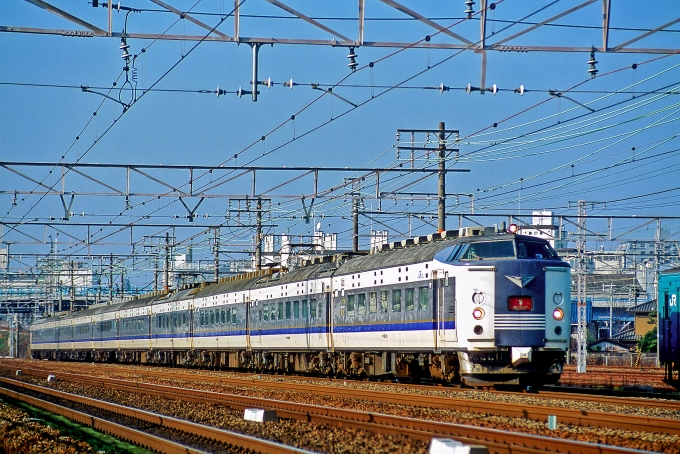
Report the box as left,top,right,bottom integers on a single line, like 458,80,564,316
2,1,680,288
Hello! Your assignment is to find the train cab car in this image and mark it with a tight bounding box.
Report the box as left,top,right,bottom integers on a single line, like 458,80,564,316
659,268,680,389
433,229,571,387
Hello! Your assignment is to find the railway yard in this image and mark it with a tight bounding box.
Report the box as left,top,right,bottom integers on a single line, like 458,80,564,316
0,359,678,453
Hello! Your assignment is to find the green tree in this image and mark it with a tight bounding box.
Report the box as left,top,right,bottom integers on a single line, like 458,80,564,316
637,326,657,353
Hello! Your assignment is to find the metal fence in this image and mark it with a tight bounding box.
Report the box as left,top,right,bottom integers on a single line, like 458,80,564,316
569,352,658,368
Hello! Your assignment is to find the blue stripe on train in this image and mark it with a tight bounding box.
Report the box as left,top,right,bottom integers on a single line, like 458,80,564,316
33,320,456,345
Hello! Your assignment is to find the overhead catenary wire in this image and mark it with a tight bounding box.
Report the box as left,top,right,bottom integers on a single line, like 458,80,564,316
6,2,680,276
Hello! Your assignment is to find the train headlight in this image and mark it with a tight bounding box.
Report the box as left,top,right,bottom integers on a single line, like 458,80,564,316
553,292,564,306
552,308,564,321
472,307,485,320
472,292,485,305
508,223,518,234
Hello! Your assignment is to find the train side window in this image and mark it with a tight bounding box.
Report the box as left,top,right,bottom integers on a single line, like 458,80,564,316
226,308,232,324
199,311,204,326
221,309,226,324
232,309,236,324
310,299,317,318
210,310,215,325
263,304,269,321
278,302,284,320
347,294,355,316
302,300,308,318
358,293,366,316
368,292,377,313
392,290,402,312
446,245,462,262
293,301,300,319
271,304,277,321
380,291,389,313
405,288,415,311
285,301,292,319
418,287,429,310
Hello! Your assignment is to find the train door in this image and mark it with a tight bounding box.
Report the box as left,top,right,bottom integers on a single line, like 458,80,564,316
660,290,671,362
246,298,252,352
326,285,334,352
434,270,456,350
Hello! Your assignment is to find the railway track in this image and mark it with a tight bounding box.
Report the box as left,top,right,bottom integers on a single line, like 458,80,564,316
7,360,680,421
0,377,311,454
12,367,680,435
2,361,678,453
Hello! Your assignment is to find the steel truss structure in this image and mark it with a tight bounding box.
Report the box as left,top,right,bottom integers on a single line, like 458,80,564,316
6,1,679,53
3,0,680,96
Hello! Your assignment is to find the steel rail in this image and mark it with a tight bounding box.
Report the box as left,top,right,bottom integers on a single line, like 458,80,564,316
8,361,680,411
0,384,210,454
9,361,680,414
0,377,313,454
1,368,662,453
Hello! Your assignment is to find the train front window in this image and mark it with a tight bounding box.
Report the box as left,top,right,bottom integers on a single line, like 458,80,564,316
459,241,515,260
516,240,559,260
454,239,559,260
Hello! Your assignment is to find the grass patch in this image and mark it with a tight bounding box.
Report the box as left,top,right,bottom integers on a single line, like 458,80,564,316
1,396,154,454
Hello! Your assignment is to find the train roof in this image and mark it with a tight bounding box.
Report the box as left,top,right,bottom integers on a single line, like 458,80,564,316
256,261,337,286
194,273,269,297
336,238,454,275
152,286,201,303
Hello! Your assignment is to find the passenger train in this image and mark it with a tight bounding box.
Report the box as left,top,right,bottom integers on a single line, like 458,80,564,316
659,268,680,389
30,224,571,387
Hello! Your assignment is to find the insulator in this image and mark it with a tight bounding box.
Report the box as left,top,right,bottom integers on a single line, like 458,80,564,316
284,78,294,89
489,84,498,95
514,84,525,96
395,131,400,142
236,87,251,98
439,83,450,94
464,0,475,18
587,46,598,78
347,47,358,72
120,38,130,60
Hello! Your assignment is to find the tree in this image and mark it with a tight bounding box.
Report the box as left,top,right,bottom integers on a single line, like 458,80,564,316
637,326,657,353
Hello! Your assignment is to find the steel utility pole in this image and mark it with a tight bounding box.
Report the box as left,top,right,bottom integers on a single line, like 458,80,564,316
352,196,359,253
69,259,75,312
438,121,446,232
228,197,271,271
396,123,463,233
213,227,220,282
255,197,262,270
576,200,588,373
164,232,170,291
